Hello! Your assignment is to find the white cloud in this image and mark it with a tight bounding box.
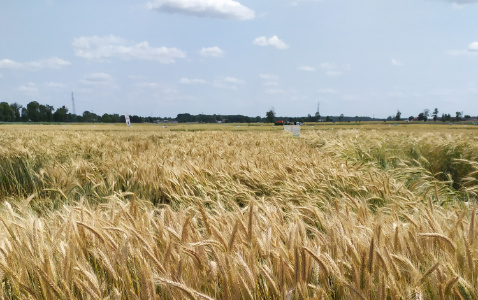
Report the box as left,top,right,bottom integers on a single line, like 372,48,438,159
320,62,347,77
342,94,360,101
17,82,39,94
298,65,315,72
163,88,178,94
147,0,255,20
291,0,322,6
325,70,342,76
210,76,244,90
253,35,289,50
80,73,115,87
44,82,66,88
318,88,339,94
179,77,207,84
320,62,335,69
263,81,279,86
135,82,160,88
444,0,478,4
259,74,278,80
259,74,279,87
224,77,243,84
469,42,478,51
199,46,224,57
73,35,186,63
265,88,284,94
446,41,478,56
391,58,403,66
447,50,473,56
0,57,71,71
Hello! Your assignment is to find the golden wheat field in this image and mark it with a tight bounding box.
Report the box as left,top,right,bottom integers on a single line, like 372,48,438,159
1,123,478,299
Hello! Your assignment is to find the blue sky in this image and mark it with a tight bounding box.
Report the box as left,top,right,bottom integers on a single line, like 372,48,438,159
1,0,477,118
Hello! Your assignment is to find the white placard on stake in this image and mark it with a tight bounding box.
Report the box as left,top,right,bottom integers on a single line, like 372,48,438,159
125,114,132,127
284,125,300,137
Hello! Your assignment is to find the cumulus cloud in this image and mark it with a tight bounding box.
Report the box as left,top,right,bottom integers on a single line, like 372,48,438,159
263,81,279,86
442,0,478,4
199,46,224,57
179,77,207,84
259,74,279,88
73,35,186,63
318,88,339,94
446,41,478,56
80,73,115,87
44,82,66,88
17,82,39,94
320,62,348,76
147,0,255,20
0,57,71,71
291,0,322,6
259,74,278,80
298,65,315,72
224,77,243,84
253,35,289,50
135,82,160,88
211,76,244,90
469,42,478,51
265,88,284,94
391,58,403,66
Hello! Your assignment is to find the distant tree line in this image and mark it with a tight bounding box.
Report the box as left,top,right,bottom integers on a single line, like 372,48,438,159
176,113,263,123
0,101,165,123
2,100,474,124
389,108,474,123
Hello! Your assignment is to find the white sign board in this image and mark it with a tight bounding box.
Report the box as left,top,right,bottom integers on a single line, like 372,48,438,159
284,125,300,137
125,114,132,127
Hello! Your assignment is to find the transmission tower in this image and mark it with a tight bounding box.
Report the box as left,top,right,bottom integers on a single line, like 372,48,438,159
315,102,320,117
71,92,77,116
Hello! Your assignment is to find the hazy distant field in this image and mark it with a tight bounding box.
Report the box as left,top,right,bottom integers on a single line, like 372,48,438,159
1,123,478,299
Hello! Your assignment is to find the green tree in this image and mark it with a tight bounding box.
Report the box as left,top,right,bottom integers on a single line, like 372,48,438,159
0,102,14,121
432,108,439,122
424,109,430,121
339,114,344,122
441,114,451,122
266,108,275,123
26,101,40,122
455,111,462,121
53,106,69,122
9,103,22,121
83,111,99,122
395,110,401,121
21,107,28,121
39,104,54,122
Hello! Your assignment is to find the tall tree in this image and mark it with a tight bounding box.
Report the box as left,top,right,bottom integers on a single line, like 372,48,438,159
456,111,462,121
266,108,275,123
26,101,40,122
53,106,69,122
395,110,401,121
423,109,430,121
39,104,54,122
0,102,14,121
9,103,22,121
432,108,439,122
21,108,28,121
